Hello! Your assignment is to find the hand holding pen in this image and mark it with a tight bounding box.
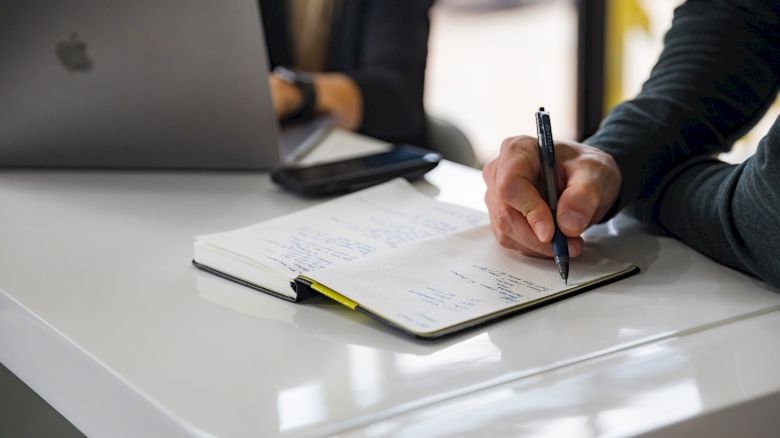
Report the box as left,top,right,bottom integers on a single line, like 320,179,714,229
482,109,623,279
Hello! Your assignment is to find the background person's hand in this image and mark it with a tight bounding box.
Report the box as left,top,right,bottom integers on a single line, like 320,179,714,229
482,136,622,257
268,73,363,130
268,74,303,119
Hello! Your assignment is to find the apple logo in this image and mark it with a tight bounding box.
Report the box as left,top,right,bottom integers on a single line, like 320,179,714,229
56,33,93,72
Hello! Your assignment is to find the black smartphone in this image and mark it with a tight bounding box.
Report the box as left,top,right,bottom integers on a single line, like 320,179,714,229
271,145,441,197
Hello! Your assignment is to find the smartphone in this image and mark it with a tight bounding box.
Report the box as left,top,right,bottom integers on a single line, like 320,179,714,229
271,145,441,197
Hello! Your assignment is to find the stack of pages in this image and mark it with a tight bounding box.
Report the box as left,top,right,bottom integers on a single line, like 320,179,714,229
194,179,637,338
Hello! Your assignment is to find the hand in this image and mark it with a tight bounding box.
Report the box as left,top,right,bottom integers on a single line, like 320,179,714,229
268,74,303,119
482,136,622,257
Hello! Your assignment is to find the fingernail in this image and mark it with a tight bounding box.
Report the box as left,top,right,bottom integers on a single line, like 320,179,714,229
532,221,549,241
559,211,587,234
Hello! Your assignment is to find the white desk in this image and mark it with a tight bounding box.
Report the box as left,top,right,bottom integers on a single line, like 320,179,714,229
2,131,780,437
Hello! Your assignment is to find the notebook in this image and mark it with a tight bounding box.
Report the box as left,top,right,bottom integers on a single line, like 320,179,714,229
193,179,638,338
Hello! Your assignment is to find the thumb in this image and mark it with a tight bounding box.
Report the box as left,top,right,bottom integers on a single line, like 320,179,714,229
556,181,600,237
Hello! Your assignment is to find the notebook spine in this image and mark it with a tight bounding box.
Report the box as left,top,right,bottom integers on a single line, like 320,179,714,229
291,278,316,300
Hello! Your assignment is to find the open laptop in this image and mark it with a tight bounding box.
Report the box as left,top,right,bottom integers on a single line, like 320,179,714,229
0,0,332,169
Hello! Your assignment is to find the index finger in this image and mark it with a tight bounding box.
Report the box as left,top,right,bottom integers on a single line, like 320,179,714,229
494,136,554,242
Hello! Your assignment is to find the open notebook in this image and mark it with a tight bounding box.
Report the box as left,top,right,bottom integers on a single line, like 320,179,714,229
193,179,638,338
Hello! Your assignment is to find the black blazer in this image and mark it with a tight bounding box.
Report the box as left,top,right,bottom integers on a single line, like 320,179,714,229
260,0,433,147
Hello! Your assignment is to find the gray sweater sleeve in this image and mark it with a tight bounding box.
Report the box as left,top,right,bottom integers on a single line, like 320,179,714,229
585,0,780,286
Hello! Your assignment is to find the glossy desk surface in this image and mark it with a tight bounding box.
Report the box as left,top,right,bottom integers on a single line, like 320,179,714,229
1,131,780,437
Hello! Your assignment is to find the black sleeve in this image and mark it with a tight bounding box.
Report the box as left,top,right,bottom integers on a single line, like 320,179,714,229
586,0,780,287
649,130,780,287
344,0,433,146
585,0,780,213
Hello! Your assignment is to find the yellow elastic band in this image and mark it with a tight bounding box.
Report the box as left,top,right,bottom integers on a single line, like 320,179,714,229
306,280,358,310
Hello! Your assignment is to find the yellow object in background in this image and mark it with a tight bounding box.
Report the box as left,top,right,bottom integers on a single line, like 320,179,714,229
605,0,779,163
605,0,650,112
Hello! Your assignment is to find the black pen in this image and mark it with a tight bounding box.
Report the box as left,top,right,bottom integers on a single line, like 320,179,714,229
534,107,569,284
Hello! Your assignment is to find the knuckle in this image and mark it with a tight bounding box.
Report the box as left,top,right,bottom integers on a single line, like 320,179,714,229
579,150,618,176
569,185,601,212
482,160,498,187
501,135,535,154
517,195,545,218
581,186,601,207
493,210,514,235
584,153,612,171
490,220,515,248
515,150,536,174
515,135,536,144
500,137,518,153
495,233,516,249
556,139,576,149
482,166,493,185
525,209,546,226
495,168,535,204
495,177,516,202
483,158,496,175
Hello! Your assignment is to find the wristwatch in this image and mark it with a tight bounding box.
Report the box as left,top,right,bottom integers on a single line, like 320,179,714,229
273,66,316,120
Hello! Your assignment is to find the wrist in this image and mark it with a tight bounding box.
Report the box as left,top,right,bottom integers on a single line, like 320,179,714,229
282,82,304,115
590,145,624,222
273,66,317,120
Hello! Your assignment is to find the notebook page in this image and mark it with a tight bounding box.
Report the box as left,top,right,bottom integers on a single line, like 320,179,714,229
195,179,488,279
309,225,635,335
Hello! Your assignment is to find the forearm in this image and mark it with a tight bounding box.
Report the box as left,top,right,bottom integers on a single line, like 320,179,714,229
314,73,363,130
648,126,780,287
587,0,780,212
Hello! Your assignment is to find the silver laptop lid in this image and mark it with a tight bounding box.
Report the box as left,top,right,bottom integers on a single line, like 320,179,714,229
0,0,284,169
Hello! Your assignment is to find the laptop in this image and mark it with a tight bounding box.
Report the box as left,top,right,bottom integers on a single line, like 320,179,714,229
0,0,332,169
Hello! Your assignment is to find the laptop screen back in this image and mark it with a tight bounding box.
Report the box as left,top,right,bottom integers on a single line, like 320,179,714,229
0,0,284,169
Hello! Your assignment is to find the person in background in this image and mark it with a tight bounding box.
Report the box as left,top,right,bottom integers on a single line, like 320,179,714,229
261,0,433,147
482,0,780,287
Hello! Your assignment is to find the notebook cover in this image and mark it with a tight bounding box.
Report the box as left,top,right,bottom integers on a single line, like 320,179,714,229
192,260,309,303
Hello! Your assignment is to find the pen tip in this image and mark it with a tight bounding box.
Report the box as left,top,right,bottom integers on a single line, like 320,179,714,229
557,264,569,285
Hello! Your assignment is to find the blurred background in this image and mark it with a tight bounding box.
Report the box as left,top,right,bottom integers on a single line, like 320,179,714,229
426,0,779,166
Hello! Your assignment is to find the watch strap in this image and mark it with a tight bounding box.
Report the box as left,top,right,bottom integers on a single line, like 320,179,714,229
273,66,317,120
295,73,316,120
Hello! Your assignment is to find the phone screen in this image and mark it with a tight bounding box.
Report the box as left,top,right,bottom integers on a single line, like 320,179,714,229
287,148,435,181
272,145,441,196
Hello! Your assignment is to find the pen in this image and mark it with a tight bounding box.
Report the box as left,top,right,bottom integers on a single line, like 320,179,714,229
534,107,569,284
